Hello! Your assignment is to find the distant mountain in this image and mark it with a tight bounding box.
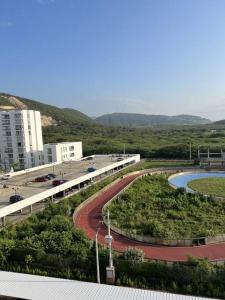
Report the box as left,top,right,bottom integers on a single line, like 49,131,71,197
0,92,93,126
95,113,211,127
213,119,225,125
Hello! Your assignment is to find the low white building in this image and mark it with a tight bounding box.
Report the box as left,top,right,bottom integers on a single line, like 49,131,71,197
43,142,83,164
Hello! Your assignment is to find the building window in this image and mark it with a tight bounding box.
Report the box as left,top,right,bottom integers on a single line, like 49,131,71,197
18,142,22,147
70,153,75,157
8,154,13,159
69,146,74,151
48,156,52,163
6,131,11,136
47,148,52,154
19,154,24,158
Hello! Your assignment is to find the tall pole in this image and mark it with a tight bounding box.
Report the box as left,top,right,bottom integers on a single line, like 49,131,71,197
189,143,192,161
123,144,126,156
107,210,113,268
105,209,115,284
95,229,100,284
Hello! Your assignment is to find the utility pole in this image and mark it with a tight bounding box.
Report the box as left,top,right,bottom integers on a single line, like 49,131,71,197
105,210,115,284
95,229,100,284
189,143,192,161
123,144,126,156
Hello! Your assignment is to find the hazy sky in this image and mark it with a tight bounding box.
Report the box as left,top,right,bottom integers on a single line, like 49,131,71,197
1,0,225,120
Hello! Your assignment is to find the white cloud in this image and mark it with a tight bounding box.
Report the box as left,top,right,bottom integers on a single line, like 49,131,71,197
0,21,13,28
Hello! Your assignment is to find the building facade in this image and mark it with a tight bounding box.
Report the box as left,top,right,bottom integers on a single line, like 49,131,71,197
0,110,44,170
43,142,83,164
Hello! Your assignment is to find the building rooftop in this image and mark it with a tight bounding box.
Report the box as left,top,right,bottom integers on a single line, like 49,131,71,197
44,141,82,145
0,271,216,300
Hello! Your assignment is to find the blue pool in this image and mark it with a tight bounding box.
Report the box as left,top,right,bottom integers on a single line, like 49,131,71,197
168,172,225,192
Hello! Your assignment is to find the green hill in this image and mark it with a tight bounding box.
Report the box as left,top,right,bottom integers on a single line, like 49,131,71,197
213,119,225,125
95,113,211,127
0,92,93,125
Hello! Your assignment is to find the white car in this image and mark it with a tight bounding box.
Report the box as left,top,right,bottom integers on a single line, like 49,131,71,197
1,174,11,180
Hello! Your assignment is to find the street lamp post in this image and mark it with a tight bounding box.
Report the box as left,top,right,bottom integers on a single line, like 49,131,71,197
190,143,192,161
105,210,115,284
95,228,101,284
12,187,19,196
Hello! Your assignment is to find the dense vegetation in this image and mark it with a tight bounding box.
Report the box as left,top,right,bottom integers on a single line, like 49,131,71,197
2,92,225,160
96,112,210,127
188,177,225,197
43,121,225,160
0,162,225,297
0,92,93,125
109,174,225,238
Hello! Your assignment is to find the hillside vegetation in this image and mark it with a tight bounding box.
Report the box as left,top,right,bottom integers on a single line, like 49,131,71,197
1,92,225,159
0,92,93,125
109,174,225,238
95,113,211,127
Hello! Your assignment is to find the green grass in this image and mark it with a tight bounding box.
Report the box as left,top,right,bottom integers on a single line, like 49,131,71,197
188,177,225,197
109,174,225,239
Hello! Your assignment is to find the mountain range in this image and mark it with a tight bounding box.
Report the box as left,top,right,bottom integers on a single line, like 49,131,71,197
0,92,212,127
95,113,211,127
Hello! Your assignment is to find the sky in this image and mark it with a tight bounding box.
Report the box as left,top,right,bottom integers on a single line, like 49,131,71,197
1,0,225,120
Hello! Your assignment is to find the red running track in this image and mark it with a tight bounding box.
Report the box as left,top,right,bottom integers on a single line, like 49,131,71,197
74,174,225,262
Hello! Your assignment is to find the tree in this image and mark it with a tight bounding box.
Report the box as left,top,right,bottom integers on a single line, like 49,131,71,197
123,247,144,265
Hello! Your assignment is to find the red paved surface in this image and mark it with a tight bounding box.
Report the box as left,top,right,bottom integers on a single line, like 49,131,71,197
74,174,225,262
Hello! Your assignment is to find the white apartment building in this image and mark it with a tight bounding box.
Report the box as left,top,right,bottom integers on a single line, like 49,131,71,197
0,110,43,170
43,142,83,164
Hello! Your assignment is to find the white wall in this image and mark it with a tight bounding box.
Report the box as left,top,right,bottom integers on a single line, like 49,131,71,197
43,142,83,164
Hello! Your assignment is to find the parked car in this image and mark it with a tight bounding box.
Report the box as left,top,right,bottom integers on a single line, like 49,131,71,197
47,173,56,179
35,176,49,182
116,157,123,161
87,167,97,172
9,195,24,204
1,174,11,180
86,156,94,160
52,179,68,187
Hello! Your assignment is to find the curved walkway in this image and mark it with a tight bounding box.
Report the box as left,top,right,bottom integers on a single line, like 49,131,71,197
74,172,225,262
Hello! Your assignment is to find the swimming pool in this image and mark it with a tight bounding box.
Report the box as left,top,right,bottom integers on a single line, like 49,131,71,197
168,171,225,192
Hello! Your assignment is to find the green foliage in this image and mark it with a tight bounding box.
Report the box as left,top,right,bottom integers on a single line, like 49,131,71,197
109,174,225,238
188,177,225,197
0,162,224,297
123,247,144,265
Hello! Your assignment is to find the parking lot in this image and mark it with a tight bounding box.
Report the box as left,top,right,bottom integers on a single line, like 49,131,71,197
0,155,122,208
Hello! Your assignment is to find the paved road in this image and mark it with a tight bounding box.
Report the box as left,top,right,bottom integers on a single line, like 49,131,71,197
74,172,225,262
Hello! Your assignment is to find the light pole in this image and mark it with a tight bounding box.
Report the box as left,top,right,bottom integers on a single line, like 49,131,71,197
95,228,101,284
189,143,192,161
12,186,19,196
105,210,115,284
